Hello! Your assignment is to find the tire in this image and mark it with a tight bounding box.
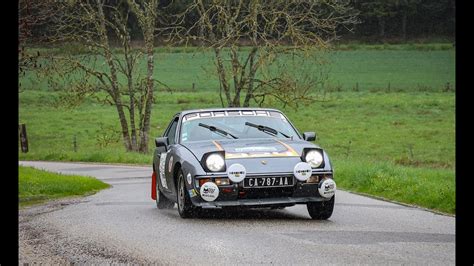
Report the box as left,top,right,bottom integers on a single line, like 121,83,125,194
156,180,175,209
177,170,198,218
307,196,335,220
270,206,286,210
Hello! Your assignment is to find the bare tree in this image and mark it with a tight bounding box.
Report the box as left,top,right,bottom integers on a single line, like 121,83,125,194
19,0,55,91
174,0,358,108
127,0,158,152
43,0,161,153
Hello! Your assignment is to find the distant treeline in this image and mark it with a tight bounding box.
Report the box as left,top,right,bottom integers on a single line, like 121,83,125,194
26,0,455,44
347,0,455,42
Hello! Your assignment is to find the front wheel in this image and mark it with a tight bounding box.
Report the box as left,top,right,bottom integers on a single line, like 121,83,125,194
307,196,335,220
177,170,199,218
270,206,286,210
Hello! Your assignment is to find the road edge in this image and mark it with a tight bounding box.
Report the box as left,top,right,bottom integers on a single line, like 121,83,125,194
339,188,455,217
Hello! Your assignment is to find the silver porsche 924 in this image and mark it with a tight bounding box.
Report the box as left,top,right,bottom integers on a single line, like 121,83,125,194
151,108,336,219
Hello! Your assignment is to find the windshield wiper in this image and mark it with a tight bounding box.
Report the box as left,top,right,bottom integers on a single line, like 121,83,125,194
244,122,291,138
198,123,238,139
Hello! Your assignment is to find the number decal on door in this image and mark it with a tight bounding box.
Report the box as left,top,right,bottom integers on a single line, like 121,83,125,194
159,152,169,189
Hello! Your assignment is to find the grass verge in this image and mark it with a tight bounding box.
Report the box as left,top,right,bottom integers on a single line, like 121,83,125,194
19,166,110,207
335,159,455,214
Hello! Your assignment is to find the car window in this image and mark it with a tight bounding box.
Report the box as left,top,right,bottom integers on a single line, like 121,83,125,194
165,118,179,145
180,115,299,143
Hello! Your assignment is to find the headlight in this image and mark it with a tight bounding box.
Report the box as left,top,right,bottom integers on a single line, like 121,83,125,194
206,153,225,172
305,150,323,168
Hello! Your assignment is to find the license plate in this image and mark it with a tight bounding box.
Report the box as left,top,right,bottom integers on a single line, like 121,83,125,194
243,176,294,188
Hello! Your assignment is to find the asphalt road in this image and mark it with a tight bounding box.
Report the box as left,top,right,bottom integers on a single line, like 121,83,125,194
19,161,455,264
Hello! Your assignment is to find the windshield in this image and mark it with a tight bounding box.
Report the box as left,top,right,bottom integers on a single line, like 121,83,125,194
180,114,300,143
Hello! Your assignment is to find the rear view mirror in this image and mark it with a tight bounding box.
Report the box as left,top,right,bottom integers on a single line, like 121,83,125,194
303,132,316,141
155,137,168,153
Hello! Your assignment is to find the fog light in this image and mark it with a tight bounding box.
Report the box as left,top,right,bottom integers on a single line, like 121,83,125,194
306,175,320,183
318,178,336,198
198,178,211,187
200,182,219,202
215,177,230,186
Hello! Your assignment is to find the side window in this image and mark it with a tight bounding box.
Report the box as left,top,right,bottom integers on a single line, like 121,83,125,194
165,118,179,145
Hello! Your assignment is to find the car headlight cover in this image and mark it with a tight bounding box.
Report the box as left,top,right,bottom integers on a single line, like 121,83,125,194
206,153,225,172
305,150,323,168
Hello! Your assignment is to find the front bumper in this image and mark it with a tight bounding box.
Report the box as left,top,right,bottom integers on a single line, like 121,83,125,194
190,171,334,208
195,196,330,209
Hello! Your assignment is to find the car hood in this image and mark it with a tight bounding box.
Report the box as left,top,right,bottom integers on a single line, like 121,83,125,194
181,138,318,161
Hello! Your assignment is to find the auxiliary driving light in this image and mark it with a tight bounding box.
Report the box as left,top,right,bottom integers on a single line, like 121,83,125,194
215,177,230,186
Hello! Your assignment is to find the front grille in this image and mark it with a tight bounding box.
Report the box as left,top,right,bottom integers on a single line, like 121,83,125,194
239,186,295,199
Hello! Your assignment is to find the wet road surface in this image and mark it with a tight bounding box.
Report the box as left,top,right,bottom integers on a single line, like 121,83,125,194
19,161,455,264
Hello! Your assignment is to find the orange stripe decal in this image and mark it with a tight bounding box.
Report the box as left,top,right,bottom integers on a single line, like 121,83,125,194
274,139,299,156
212,140,224,151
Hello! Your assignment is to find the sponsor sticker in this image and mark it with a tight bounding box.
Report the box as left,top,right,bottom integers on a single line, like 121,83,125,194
293,162,312,181
159,152,168,189
168,156,173,173
188,189,197,198
318,178,336,198
227,163,246,183
199,182,219,202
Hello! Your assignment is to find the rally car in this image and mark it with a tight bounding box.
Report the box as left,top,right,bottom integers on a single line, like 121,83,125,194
151,108,336,219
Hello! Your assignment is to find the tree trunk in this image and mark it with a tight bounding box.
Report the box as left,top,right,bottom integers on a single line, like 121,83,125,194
96,0,133,151
230,47,241,107
127,71,138,151
378,17,385,38
401,10,407,41
139,41,154,153
115,99,133,151
243,49,258,107
127,0,158,153
122,33,138,151
214,48,233,107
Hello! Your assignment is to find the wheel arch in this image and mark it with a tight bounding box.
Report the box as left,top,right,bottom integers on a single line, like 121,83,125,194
173,162,182,192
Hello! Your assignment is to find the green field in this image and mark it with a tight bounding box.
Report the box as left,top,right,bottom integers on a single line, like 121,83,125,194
19,45,456,213
22,45,455,93
19,166,110,207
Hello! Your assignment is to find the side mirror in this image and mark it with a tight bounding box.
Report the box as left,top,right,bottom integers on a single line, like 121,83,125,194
155,137,168,153
303,132,316,141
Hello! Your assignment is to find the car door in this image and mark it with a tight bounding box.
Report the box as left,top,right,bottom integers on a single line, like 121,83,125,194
156,116,179,195
164,116,180,195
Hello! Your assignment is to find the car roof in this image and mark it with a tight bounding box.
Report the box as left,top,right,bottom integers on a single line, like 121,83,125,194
176,107,284,117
